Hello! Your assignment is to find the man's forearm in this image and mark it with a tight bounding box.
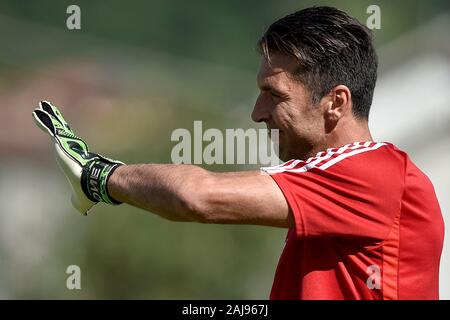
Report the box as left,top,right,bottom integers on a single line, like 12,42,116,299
107,164,211,222
107,164,292,227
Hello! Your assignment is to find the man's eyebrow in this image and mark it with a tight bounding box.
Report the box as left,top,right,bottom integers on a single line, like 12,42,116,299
257,79,275,90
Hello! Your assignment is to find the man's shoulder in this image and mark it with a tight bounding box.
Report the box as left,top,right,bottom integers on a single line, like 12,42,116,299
322,141,406,176
341,142,438,196
262,141,406,178
377,143,432,186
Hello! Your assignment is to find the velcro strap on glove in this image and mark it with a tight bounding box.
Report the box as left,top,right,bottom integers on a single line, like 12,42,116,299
81,161,122,205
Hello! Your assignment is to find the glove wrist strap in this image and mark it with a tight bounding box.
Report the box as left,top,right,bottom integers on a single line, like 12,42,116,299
81,161,123,205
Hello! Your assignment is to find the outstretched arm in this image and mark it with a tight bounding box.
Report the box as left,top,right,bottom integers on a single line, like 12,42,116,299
108,164,293,228
33,100,292,227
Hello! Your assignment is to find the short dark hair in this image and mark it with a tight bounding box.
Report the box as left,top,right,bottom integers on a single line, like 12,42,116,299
258,6,378,120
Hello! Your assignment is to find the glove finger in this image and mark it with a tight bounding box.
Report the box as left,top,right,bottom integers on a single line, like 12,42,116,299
32,109,57,137
39,101,91,152
33,108,69,136
39,100,73,133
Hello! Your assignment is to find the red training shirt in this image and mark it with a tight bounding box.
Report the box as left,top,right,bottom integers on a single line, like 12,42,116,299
261,141,444,300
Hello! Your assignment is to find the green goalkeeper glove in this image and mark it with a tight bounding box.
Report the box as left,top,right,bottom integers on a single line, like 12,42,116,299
32,101,124,215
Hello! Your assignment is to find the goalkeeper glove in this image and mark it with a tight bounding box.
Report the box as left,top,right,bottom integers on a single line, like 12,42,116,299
32,101,124,215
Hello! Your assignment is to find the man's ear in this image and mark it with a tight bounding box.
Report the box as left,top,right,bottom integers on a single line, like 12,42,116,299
321,85,351,122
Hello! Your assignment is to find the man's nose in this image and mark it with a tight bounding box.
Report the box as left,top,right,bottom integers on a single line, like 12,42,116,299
251,95,270,123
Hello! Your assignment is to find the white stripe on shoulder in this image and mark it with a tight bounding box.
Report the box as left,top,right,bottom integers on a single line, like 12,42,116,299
318,142,386,170
260,142,387,174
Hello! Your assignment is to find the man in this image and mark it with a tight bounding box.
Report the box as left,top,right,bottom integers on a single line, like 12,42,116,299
33,6,444,299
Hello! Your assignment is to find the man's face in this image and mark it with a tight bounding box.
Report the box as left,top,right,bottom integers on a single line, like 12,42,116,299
252,53,325,161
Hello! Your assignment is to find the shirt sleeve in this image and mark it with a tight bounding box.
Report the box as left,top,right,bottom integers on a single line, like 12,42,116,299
262,144,405,240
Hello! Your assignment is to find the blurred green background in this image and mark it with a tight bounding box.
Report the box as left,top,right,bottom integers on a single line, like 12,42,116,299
0,0,448,299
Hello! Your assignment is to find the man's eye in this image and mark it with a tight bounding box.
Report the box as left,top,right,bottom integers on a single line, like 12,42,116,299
270,91,281,98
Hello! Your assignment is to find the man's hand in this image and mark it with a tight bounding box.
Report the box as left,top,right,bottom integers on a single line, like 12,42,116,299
32,101,124,215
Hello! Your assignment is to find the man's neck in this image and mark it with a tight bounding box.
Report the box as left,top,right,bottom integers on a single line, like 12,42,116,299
309,120,373,158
